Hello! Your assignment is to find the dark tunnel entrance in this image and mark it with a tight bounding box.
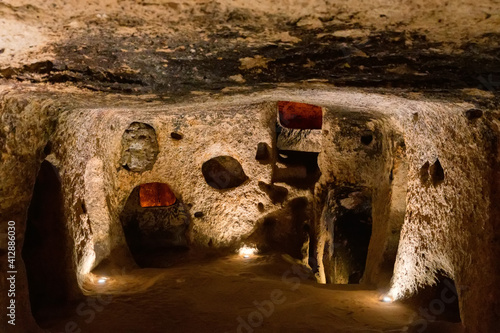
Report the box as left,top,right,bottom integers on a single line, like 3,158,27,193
120,183,191,268
22,160,71,323
320,187,373,284
406,274,462,330
334,190,373,284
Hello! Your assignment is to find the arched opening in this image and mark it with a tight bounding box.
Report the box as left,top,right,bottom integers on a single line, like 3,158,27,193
246,197,312,259
120,183,190,268
22,160,71,324
139,182,177,207
319,187,373,284
406,274,462,331
334,190,372,284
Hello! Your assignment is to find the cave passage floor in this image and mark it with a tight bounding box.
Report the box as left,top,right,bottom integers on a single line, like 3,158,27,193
38,253,417,333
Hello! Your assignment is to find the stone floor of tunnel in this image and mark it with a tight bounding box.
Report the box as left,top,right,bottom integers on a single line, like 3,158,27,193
32,252,419,333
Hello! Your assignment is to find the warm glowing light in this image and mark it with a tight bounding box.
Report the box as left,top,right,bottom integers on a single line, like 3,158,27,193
139,182,176,207
386,285,401,302
98,277,108,284
238,245,258,258
380,295,393,303
79,244,96,276
278,101,323,129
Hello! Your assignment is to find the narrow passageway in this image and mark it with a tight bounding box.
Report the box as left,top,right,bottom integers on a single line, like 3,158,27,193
22,160,71,324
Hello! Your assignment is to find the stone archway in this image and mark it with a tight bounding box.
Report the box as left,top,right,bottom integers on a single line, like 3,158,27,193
22,160,71,323
120,183,190,267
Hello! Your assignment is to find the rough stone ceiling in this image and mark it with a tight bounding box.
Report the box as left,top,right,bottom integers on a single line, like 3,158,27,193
0,0,499,101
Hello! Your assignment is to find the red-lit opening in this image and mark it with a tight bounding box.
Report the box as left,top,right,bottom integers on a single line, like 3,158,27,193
139,182,176,207
278,101,323,129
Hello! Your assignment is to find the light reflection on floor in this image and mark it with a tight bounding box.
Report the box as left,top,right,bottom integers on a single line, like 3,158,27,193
42,254,416,333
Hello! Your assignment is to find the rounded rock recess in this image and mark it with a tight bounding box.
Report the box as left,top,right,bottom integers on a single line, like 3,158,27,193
202,156,248,189
120,122,159,172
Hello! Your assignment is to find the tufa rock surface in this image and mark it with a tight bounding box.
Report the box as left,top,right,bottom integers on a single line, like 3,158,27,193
120,122,159,172
202,156,249,190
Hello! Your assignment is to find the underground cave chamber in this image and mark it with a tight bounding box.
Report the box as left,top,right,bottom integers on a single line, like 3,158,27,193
13,92,496,333
3,1,500,332
120,182,191,267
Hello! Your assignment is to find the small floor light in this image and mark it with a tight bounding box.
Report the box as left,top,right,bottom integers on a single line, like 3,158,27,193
238,245,257,259
98,277,108,284
381,295,393,303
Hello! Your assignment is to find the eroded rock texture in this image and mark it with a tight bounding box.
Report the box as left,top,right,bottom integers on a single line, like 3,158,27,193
0,1,499,333
202,156,249,190
0,90,77,333
120,186,190,265
120,122,159,172
389,105,500,333
1,84,499,333
255,142,271,161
